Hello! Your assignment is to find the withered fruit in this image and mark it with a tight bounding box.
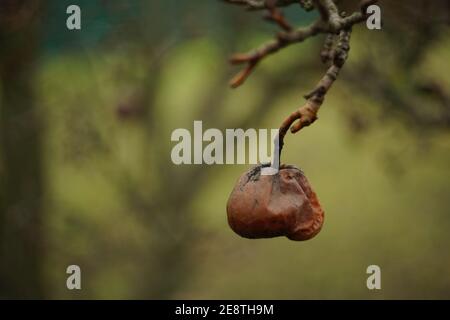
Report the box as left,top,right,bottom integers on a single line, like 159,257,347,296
226,164,324,241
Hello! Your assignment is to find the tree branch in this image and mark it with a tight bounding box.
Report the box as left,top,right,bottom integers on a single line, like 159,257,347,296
224,0,378,156
279,27,351,153
228,0,375,87
229,19,325,87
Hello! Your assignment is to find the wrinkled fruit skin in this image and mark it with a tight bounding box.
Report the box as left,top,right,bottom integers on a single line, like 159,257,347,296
227,164,324,241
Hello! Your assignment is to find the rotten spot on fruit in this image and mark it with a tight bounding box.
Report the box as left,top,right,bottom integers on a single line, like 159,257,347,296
226,163,324,241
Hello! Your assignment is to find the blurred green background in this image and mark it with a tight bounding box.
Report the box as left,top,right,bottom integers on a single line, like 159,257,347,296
0,0,449,299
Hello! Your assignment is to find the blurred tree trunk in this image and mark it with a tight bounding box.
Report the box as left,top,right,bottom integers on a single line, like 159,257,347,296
0,0,45,299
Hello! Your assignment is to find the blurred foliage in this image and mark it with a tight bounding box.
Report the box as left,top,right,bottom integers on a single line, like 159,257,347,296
0,0,449,299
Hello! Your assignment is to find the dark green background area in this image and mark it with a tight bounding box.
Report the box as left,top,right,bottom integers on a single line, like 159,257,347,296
41,1,317,53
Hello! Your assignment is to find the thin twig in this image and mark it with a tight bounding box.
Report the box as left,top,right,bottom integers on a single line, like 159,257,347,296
264,0,293,31
229,19,325,87
228,0,374,87
278,27,351,153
